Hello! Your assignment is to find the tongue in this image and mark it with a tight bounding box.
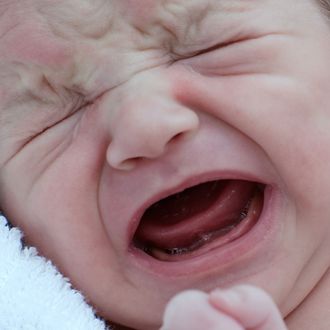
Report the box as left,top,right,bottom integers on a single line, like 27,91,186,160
135,180,256,250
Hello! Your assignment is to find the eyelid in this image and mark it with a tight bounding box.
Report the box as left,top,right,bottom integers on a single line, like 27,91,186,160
180,34,282,77
189,40,236,57
175,34,268,61
172,37,245,60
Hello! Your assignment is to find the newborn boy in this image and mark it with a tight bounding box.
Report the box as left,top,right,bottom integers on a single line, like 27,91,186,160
1,0,330,329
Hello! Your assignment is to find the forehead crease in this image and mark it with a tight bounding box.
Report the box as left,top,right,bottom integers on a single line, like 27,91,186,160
117,0,215,45
145,0,250,23
118,0,254,44
160,0,213,29
155,0,252,51
36,0,115,39
156,0,215,30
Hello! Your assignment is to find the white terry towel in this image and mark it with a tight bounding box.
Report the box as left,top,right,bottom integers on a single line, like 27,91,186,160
0,215,110,330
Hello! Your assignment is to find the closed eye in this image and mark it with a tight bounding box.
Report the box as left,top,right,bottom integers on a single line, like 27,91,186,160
189,39,239,57
175,32,273,61
172,37,249,61
175,33,284,78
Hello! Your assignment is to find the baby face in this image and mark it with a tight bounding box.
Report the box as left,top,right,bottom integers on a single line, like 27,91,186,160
1,0,330,329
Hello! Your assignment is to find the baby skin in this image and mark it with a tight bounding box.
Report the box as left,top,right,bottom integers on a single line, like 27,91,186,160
161,285,287,330
1,0,330,329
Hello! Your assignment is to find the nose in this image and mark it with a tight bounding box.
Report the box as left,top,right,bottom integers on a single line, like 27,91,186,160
106,96,199,170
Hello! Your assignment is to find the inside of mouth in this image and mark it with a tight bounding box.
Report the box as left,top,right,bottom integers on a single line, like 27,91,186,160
133,179,264,260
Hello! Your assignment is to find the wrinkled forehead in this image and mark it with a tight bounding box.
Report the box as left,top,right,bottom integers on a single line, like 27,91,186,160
37,0,252,49
41,0,221,27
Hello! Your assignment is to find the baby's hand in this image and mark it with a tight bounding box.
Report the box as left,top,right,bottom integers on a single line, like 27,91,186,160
160,285,287,330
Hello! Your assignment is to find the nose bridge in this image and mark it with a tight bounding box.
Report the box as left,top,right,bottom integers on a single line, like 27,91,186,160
106,77,199,170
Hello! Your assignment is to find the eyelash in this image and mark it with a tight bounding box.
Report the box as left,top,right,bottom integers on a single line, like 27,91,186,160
172,38,242,61
191,40,236,57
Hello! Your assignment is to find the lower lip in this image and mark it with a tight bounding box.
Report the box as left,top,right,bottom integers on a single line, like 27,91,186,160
127,184,283,278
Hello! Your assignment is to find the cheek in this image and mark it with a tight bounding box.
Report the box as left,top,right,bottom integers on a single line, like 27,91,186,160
0,106,105,222
172,64,330,241
0,127,112,273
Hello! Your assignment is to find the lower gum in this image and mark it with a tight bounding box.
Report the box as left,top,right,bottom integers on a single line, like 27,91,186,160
148,189,263,261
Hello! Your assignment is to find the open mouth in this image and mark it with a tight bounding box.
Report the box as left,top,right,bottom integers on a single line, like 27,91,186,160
133,180,264,262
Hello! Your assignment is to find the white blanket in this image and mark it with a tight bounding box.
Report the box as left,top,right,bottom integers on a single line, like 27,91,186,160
0,215,110,330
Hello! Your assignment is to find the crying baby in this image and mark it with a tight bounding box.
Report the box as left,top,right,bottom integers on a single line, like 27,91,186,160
1,0,330,329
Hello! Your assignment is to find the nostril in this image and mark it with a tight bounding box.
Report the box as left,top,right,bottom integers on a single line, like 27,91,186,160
169,133,183,143
107,131,195,171
121,157,148,170
109,157,146,171
106,107,199,171
166,128,197,148
116,159,138,171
